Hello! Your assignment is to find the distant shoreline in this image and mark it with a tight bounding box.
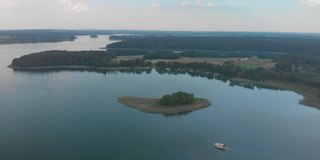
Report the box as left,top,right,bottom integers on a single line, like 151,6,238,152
8,65,152,71
118,96,211,115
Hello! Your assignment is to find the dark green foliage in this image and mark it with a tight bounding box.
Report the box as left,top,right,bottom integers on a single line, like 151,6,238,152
108,49,181,59
0,30,77,44
180,51,280,59
113,58,150,68
11,50,152,68
160,92,195,106
155,61,320,89
90,35,98,38
143,51,181,59
275,63,293,72
107,49,148,56
11,50,114,68
107,36,320,55
274,54,320,72
242,68,270,81
109,35,142,41
155,62,242,77
107,49,281,59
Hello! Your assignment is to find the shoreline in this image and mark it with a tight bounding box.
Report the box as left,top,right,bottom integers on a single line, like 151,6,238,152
8,65,153,71
118,96,211,115
231,78,320,110
8,64,320,110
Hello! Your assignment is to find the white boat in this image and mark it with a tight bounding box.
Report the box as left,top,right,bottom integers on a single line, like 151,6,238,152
214,143,226,150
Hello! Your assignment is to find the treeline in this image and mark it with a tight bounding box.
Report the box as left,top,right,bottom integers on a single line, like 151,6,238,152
143,51,181,59
155,61,320,89
274,54,320,73
11,51,114,67
11,50,153,68
107,36,320,55
107,49,146,56
180,51,280,59
106,59,152,68
0,35,76,44
107,49,182,60
109,35,142,41
107,48,280,59
156,61,243,77
160,92,195,106
0,30,79,44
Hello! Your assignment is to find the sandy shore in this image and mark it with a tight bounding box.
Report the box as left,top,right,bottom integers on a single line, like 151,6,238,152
118,96,211,115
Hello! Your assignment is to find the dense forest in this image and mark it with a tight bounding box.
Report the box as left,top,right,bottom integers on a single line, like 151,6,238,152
10,50,152,68
11,51,114,67
107,48,281,59
107,36,320,55
155,61,320,89
109,35,142,41
143,51,181,60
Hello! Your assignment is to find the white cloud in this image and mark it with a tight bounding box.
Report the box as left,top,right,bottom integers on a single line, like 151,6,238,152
151,3,161,9
58,0,90,12
181,1,191,8
69,3,89,12
208,2,214,8
179,0,214,9
302,0,320,7
195,0,203,5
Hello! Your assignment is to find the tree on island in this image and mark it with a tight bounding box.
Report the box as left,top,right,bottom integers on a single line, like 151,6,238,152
159,92,196,106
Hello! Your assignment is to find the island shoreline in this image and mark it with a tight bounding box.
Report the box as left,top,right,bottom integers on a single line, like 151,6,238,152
118,96,211,115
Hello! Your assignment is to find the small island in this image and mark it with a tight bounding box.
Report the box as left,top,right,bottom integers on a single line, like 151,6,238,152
118,92,211,115
90,35,98,38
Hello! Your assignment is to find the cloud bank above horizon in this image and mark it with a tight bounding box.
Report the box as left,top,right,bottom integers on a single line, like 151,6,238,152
0,0,319,32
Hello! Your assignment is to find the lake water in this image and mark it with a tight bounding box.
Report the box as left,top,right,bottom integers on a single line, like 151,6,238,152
0,36,320,160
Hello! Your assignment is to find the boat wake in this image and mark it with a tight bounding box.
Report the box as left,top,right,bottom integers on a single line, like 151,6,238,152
224,147,233,151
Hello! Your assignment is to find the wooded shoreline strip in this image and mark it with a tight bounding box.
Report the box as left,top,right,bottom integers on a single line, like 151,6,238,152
8,65,152,71
118,97,211,115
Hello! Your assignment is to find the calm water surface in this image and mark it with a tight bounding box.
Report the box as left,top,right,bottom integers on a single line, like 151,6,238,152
0,36,320,160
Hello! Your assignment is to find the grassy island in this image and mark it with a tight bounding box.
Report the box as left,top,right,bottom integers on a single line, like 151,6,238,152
118,92,211,115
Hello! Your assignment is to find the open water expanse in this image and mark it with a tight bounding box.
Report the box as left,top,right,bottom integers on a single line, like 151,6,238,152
0,36,320,160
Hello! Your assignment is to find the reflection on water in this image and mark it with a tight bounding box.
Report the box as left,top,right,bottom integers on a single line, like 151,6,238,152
12,67,153,75
12,67,286,92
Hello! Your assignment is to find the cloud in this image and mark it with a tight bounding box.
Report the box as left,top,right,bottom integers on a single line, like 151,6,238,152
181,1,192,8
179,0,214,9
208,2,214,8
195,0,203,5
302,0,320,7
58,0,90,12
69,3,89,12
151,3,161,9
150,0,214,10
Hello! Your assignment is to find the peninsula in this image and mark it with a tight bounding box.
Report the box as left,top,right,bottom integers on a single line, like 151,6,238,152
118,92,211,115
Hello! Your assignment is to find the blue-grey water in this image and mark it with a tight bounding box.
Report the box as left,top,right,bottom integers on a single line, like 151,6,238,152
0,36,320,160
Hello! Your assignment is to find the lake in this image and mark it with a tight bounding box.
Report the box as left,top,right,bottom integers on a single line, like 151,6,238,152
0,36,320,160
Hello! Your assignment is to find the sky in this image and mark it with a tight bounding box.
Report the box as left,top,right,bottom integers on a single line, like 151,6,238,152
0,0,320,32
